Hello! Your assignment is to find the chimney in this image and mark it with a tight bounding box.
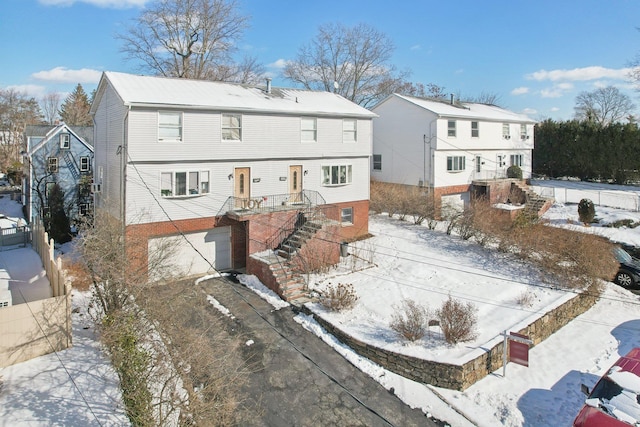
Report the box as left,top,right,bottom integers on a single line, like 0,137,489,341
450,94,454,105
266,77,272,94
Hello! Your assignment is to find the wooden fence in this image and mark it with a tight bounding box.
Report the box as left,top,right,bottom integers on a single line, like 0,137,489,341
0,219,71,368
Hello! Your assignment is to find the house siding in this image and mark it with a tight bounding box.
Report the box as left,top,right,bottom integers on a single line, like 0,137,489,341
93,72,374,277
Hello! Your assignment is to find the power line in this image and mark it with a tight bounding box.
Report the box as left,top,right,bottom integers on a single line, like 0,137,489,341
126,155,398,426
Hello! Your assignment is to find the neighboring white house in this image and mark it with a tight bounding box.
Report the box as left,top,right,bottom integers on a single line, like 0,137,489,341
90,71,376,280
371,94,536,210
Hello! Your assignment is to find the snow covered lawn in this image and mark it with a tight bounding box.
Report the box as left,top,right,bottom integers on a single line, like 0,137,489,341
307,214,573,365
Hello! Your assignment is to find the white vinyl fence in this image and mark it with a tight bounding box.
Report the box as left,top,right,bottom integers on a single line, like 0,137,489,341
531,185,640,212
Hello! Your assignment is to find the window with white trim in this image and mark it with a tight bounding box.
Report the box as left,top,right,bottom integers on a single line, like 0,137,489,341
447,120,456,137
160,170,209,197
510,154,523,167
343,119,357,142
301,117,317,142
372,154,382,171
475,155,481,173
222,114,242,141
471,121,479,138
80,156,90,172
502,123,511,139
158,112,182,142
60,133,70,149
322,165,352,186
47,157,58,173
446,156,465,172
520,124,528,140
341,207,353,225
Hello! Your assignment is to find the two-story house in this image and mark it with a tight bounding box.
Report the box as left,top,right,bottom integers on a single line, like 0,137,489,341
23,123,94,224
371,94,536,211
90,71,375,298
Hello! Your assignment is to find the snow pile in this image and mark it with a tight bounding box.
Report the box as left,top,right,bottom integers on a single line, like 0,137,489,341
238,274,290,310
207,294,235,319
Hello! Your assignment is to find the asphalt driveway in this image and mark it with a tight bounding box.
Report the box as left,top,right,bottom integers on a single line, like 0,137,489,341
197,276,442,427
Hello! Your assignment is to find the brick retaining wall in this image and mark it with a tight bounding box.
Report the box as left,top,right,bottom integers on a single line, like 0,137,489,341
303,289,597,390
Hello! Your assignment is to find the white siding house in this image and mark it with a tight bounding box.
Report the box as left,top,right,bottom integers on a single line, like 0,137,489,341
372,94,536,210
90,72,375,279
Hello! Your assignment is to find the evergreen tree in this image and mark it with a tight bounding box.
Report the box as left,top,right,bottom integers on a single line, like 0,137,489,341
59,84,92,126
46,183,72,244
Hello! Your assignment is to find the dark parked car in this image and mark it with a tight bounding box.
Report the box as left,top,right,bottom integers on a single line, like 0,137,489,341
573,347,640,427
613,247,640,290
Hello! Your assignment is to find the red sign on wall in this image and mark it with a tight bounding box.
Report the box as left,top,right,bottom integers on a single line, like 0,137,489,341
509,332,530,367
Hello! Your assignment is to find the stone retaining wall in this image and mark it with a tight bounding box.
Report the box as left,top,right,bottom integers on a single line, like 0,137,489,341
303,289,597,390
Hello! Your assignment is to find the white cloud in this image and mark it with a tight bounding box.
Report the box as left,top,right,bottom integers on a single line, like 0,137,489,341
267,59,289,69
410,44,421,51
455,69,464,74
39,0,147,7
539,82,574,98
522,108,537,115
511,87,529,95
525,66,632,82
5,84,47,98
31,67,103,84
550,107,560,112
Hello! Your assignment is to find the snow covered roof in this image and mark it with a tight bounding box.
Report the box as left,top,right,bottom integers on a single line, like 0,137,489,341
93,71,377,118
384,93,536,123
29,122,94,154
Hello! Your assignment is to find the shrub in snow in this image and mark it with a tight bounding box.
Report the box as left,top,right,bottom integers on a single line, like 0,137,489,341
506,165,523,179
515,290,535,307
320,282,358,311
389,299,431,341
577,198,596,225
436,296,478,345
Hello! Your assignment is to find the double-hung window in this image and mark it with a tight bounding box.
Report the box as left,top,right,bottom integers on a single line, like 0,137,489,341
80,156,90,172
447,120,456,137
372,154,382,171
47,157,58,173
471,121,479,138
161,170,210,197
301,118,317,142
158,112,182,142
510,154,523,167
60,133,70,149
446,156,465,172
520,124,528,140
222,114,242,141
322,165,352,186
343,119,357,142
502,123,511,139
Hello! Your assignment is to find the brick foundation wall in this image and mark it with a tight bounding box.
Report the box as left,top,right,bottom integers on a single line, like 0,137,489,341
125,216,246,275
321,200,370,242
303,290,597,391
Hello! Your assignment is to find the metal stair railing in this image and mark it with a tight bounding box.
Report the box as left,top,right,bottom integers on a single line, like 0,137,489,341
63,151,80,180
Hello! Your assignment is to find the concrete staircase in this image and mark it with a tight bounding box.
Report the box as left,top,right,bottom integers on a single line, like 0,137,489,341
513,182,554,217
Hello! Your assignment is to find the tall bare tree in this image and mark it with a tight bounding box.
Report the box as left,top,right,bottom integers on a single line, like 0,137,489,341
283,22,406,108
574,86,635,125
60,84,92,126
0,88,42,173
118,0,262,83
40,92,62,125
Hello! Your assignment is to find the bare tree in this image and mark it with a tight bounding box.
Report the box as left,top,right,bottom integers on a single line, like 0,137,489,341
283,22,406,108
118,0,262,82
394,82,448,100
0,88,42,173
40,92,61,125
574,86,635,125
60,84,92,126
461,91,503,106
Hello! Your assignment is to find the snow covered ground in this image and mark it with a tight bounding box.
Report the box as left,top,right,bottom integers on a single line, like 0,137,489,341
2,182,640,426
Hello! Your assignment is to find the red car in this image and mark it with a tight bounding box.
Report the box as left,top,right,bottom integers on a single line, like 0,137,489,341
573,348,640,427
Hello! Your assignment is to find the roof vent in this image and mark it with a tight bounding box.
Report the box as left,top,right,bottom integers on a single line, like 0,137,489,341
266,78,272,94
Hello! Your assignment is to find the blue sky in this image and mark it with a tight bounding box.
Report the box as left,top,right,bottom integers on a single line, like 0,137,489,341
2,0,640,120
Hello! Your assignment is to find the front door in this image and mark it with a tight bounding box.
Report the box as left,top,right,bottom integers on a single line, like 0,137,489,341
234,167,250,208
289,165,302,203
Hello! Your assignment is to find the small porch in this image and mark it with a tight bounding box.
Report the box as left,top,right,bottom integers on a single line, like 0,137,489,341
217,189,328,221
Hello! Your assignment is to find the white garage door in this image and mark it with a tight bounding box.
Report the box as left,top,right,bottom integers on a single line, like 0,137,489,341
441,192,470,214
148,227,232,278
